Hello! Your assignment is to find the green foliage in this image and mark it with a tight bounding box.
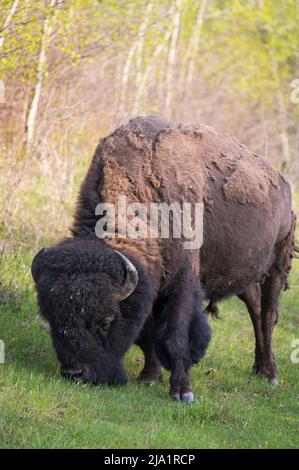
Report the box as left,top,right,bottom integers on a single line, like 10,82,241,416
2,1,297,98
201,0,299,105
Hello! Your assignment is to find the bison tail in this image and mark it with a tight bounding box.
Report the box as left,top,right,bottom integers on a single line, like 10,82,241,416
291,211,299,260
278,211,297,290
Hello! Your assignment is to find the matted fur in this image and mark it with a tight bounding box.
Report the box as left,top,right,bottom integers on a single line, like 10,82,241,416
72,116,284,290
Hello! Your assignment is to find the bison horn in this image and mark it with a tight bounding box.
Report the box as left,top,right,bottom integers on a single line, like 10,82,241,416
115,250,138,301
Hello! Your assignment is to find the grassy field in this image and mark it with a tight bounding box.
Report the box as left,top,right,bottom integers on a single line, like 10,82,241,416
0,249,298,449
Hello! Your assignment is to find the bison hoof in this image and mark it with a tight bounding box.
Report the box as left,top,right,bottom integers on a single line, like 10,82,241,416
270,377,279,386
171,391,194,404
251,362,279,385
182,392,194,404
172,393,181,402
143,379,160,386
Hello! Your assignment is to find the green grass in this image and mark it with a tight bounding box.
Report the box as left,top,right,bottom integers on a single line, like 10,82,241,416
0,250,298,449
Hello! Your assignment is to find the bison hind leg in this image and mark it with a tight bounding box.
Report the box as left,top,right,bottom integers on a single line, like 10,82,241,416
257,212,296,384
135,317,163,385
154,322,172,371
205,298,221,319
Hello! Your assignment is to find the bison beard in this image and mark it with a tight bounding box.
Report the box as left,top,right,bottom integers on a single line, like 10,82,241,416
32,116,296,402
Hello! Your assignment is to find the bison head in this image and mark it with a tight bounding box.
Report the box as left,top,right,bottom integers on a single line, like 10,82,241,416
31,238,153,386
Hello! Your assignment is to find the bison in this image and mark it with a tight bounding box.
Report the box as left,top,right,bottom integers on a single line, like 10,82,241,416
31,116,296,403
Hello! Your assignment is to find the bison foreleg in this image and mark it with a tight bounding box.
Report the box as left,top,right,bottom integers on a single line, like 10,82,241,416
154,273,211,403
135,317,163,385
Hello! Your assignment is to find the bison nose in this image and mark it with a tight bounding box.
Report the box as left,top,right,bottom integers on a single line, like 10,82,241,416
61,368,84,381
61,365,97,384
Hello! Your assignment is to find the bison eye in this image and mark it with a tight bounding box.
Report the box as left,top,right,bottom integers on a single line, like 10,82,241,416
101,320,111,332
96,317,113,335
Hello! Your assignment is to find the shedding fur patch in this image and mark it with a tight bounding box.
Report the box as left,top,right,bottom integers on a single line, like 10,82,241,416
223,157,279,205
153,126,208,204
99,118,280,211
102,158,131,203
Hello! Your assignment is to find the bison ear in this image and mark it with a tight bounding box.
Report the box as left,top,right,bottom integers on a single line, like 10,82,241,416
115,251,138,301
31,247,47,283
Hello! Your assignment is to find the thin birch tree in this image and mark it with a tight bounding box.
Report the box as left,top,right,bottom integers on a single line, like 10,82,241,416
119,3,153,117
0,0,20,51
24,0,59,155
164,0,181,114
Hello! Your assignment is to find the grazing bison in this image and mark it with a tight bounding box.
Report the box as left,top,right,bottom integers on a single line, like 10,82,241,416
32,116,296,402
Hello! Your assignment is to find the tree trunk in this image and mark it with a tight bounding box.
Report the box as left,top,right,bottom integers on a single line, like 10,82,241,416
164,0,181,115
132,6,174,115
178,0,208,102
131,2,153,115
24,0,58,156
119,3,152,117
186,0,208,86
269,52,291,172
277,89,290,173
0,0,20,51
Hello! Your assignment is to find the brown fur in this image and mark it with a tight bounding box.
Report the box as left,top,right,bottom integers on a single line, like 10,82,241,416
73,116,290,295
72,116,294,295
